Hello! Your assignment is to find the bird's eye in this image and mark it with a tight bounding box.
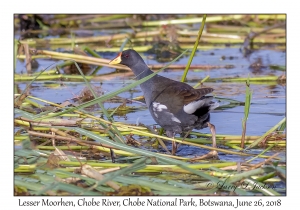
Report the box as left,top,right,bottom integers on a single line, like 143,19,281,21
124,54,129,58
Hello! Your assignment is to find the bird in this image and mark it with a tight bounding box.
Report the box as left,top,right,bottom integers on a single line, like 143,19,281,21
109,49,219,155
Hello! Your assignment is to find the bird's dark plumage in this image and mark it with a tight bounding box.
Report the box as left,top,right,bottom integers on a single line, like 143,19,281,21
109,49,218,138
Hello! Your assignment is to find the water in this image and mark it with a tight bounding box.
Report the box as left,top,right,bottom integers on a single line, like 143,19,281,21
15,47,286,161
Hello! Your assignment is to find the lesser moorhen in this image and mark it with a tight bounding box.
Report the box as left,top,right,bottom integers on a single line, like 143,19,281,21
109,49,218,155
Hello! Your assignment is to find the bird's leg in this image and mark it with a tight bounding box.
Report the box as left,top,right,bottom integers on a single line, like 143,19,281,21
207,122,216,148
183,130,192,140
167,130,177,155
190,122,219,161
207,122,219,159
176,130,192,152
172,138,177,156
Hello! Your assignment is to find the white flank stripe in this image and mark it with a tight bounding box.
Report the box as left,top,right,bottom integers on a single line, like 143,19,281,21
171,116,181,123
152,102,181,123
152,102,167,111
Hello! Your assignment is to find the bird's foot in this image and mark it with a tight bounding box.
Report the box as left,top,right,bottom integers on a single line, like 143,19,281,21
190,150,219,161
189,122,219,161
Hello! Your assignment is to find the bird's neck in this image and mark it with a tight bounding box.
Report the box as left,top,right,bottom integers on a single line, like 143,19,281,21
131,62,155,80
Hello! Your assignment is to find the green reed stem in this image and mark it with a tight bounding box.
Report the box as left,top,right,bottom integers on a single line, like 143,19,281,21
181,15,207,82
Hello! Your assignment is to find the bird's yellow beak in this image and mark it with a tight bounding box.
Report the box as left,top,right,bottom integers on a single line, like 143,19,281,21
109,52,122,65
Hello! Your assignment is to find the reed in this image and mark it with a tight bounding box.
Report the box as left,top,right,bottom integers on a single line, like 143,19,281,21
181,15,206,82
241,76,253,148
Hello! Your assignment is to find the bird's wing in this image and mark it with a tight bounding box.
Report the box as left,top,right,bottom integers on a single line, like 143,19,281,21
177,86,214,104
152,81,214,114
